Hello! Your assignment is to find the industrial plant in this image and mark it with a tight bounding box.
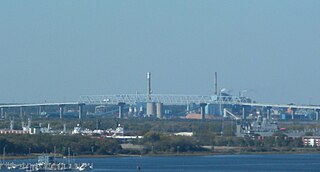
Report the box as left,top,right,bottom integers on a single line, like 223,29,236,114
1,72,320,138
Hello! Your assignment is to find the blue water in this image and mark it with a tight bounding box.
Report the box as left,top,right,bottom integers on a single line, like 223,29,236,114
3,154,320,171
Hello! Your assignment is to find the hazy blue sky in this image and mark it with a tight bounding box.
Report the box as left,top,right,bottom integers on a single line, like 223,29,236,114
0,1,320,104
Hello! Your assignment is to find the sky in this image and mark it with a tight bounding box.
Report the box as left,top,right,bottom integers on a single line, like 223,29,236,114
0,0,320,104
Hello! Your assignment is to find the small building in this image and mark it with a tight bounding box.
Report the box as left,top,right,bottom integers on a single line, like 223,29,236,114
174,132,193,137
29,126,41,135
302,136,320,147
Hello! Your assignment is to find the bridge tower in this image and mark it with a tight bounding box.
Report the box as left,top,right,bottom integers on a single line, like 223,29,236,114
200,103,207,120
78,103,85,120
59,104,65,119
291,108,297,120
118,102,125,119
266,106,272,120
1,107,4,119
316,109,320,121
20,106,24,119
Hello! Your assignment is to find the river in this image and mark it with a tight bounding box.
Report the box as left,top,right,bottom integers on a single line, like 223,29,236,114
3,154,320,171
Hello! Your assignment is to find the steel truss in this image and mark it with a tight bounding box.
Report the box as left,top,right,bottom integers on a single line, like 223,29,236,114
79,94,253,105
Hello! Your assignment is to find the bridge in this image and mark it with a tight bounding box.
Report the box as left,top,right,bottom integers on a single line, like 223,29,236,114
0,102,80,108
1,94,320,120
79,94,320,120
79,94,320,110
79,94,252,105
0,102,84,119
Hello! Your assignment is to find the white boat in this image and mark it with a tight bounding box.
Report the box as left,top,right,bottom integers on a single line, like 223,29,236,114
78,163,92,171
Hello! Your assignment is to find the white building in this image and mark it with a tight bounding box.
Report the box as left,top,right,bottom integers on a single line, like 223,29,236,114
302,136,320,147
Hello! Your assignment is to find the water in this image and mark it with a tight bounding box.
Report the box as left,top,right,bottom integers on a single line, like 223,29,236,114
2,154,320,171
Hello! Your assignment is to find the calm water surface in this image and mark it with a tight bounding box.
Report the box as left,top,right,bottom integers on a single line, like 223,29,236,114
3,154,320,171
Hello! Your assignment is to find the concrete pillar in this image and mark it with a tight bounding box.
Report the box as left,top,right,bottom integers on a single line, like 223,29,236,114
291,108,297,120
38,106,42,115
78,103,85,120
38,105,45,115
156,102,163,119
242,106,246,120
1,108,4,119
316,110,320,121
266,106,272,120
20,106,24,119
118,102,125,119
200,103,207,120
186,104,190,112
59,105,65,119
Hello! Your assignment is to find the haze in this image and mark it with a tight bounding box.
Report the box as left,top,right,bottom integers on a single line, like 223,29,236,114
0,1,319,104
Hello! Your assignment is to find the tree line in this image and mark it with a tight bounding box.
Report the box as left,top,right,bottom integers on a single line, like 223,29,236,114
0,118,311,156
0,134,121,156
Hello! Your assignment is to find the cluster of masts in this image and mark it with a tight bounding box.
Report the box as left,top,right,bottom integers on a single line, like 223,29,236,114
0,154,93,171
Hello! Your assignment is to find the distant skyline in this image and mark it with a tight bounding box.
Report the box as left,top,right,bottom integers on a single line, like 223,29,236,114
0,1,320,104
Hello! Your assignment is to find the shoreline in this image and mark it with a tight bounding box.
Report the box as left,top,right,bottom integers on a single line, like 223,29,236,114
3,148,320,160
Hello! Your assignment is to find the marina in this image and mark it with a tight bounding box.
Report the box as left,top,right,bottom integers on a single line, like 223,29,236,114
2,154,320,171
0,155,93,171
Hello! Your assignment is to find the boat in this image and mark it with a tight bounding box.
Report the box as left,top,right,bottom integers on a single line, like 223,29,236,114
77,163,93,171
3,155,93,171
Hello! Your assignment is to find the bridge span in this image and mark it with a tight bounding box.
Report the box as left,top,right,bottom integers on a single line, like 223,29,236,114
0,102,84,119
0,102,80,108
79,94,320,110
1,94,320,120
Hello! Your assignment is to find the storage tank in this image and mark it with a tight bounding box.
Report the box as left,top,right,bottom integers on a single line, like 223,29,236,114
156,102,163,119
146,102,155,117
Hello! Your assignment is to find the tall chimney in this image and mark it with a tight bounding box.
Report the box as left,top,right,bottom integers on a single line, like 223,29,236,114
147,72,151,101
214,72,218,95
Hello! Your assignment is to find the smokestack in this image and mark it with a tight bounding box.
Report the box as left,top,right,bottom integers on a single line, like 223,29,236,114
214,72,218,95
147,72,151,101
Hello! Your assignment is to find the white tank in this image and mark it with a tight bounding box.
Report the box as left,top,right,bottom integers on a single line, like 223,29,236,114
156,102,163,119
146,102,155,117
